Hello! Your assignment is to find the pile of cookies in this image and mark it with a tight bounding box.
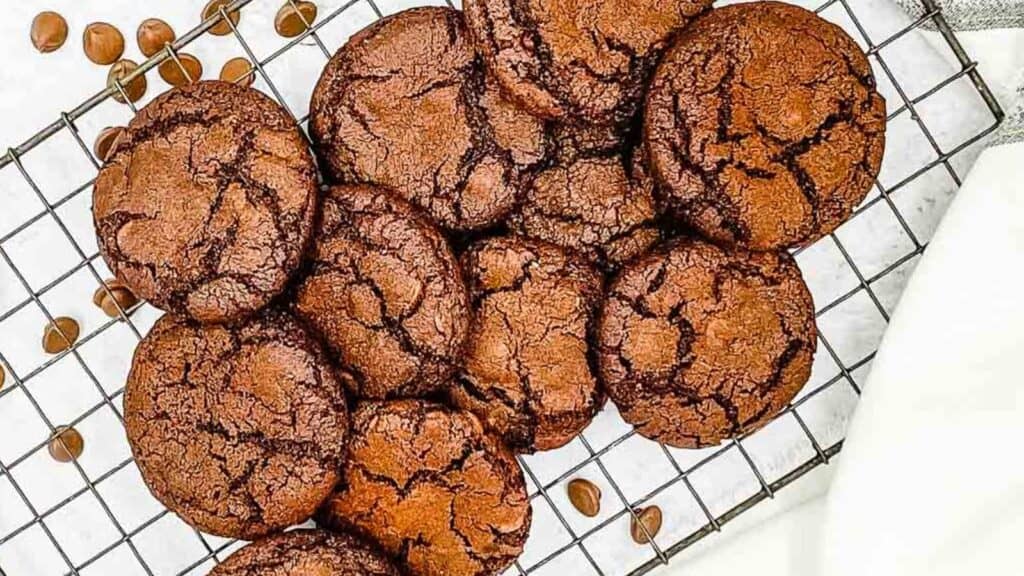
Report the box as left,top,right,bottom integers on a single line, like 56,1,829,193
91,1,885,574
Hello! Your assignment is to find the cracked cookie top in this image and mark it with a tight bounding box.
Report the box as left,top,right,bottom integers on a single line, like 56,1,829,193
511,126,662,271
644,2,886,251
597,238,816,448
463,0,712,126
309,7,549,231
316,400,530,576
124,310,348,539
93,80,317,324
210,529,401,576
293,184,470,400
452,236,604,453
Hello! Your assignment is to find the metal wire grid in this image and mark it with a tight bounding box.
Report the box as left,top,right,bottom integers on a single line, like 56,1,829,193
0,0,1003,574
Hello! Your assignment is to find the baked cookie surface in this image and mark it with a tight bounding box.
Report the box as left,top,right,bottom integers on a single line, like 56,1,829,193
464,0,711,126
294,184,470,400
310,7,549,231
124,310,348,539
644,1,886,250
94,80,317,324
317,400,530,576
597,238,816,447
210,529,401,576
512,126,662,270
452,236,605,453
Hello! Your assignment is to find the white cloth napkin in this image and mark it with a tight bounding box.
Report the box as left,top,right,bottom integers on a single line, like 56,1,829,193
660,17,1024,576
664,136,1024,576
820,138,1024,575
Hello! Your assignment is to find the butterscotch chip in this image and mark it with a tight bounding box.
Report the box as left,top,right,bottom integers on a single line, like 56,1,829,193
317,400,530,576
137,18,176,57
124,310,349,539
48,426,84,462
452,236,604,453
107,59,147,104
42,317,80,354
220,57,254,86
93,279,140,318
203,0,241,36
597,238,816,448
644,2,886,250
631,506,663,544
83,22,125,65
158,53,203,87
31,11,68,53
567,478,601,517
93,127,125,163
275,1,318,38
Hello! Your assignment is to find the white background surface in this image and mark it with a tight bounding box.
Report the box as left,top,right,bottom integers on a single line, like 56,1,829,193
0,1,1011,575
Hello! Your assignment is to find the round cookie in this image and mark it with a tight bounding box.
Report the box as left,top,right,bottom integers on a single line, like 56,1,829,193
644,2,886,251
210,530,401,576
94,80,317,324
512,130,662,270
463,0,712,126
452,236,604,453
597,238,816,448
124,310,348,539
310,7,549,231
293,184,470,400
316,400,530,576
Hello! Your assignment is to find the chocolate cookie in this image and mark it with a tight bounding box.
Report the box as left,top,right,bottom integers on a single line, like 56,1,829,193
317,400,530,576
310,7,549,231
124,310,348,539
210,529,401,576
294,184,470,400
452,236,604,453
463,0,712,126
644,2,886,251
597,238,816,448
511,128,662,270
94,81,317,324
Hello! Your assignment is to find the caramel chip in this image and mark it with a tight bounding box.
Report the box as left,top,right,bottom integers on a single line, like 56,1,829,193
275,1,318,38
159,53,203,87
31,11,68,53
83,22,125,65
567,478,601,517
48,426,84,462
108,59,147,104
137,18,176,57
630,506,663,544
203,0,241,36
42,317,80,354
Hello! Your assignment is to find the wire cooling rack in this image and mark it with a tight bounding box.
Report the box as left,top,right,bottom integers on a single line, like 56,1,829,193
0,0,1004,574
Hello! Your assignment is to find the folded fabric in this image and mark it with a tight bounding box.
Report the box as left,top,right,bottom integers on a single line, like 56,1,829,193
894,0,1024,30
821,138,1024,575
